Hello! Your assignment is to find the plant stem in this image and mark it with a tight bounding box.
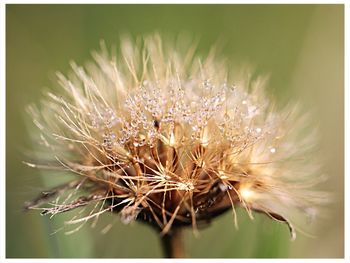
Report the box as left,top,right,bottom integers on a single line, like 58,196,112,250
161,228,185,258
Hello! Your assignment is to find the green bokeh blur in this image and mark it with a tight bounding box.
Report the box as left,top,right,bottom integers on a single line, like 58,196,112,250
6,4,344,258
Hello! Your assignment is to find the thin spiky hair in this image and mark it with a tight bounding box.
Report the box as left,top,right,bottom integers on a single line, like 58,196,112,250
25,33,327,239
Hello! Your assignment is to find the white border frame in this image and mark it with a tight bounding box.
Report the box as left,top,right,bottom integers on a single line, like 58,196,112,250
1,1,347,263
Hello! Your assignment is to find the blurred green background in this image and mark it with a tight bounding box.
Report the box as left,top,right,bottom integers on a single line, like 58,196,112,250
6,4,344,258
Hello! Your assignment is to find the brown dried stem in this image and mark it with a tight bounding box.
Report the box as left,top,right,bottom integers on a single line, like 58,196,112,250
161,227,185,258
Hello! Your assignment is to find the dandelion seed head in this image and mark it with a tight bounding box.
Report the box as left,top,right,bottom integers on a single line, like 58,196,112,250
25,34,327,239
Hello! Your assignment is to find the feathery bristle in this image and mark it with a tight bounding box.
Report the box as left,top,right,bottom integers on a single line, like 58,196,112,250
25,34,327,240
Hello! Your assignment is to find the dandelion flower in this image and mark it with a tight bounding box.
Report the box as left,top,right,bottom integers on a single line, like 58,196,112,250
25,34,327,257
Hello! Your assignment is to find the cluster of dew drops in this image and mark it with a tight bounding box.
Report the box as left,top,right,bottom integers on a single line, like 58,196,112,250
86,79,277,155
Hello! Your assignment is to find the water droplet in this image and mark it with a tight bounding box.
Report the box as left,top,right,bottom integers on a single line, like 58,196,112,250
223,113,230,122
270,147,276,153
204,79,211,89
131,120,138,128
